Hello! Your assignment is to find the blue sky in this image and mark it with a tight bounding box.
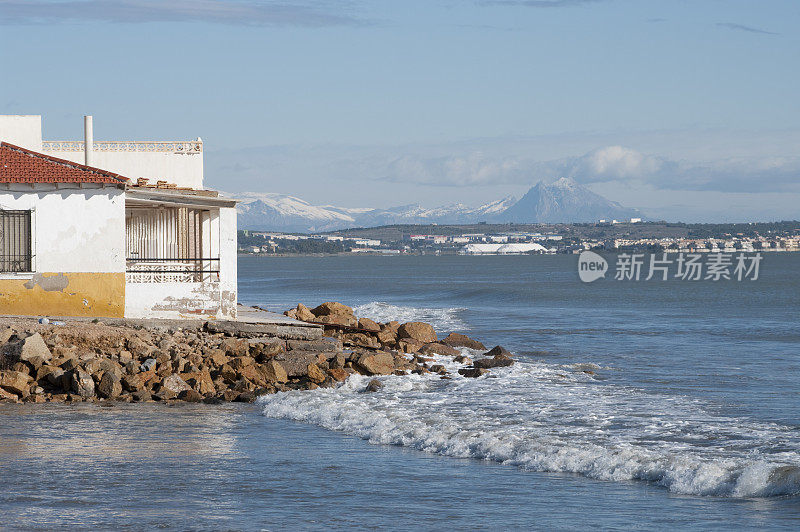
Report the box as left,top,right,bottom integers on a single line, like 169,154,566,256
1,0,799,221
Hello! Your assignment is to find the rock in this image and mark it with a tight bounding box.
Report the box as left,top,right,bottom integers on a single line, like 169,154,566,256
140,358,157,372
97,372,122,399
0,370,32,396
364,379,383,393
229,356,256,371
311,301,354,317
295,303,316,322
207,349,230,367
221,337,249,357
473,357,514,369
306,363,326,384
273,352,322,378
70,369,95,397
353,352,395,376
203,396,224,405
161,374,190,394
35,364,60,382
315,314,358,327
454,355,473,365
177,389,203,402
185,368,215,395
419,343,460,357
260,360,288,384
249,339,286,360
0,387,19,402
483,345,513,360
441,332,486,351
375,328,398,346
17,333,53,364
285,308,298,319
430,364,447,374
397,322,437,344
234,392,255,403
122,373,144,392
397,339,424,354
458,367,489,378
131,390,152,402
327,368,349,382
329,353,346,369
0,327,14,345
358,318,381,332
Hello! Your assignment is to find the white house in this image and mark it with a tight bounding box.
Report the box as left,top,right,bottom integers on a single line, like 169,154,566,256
0,115,237,320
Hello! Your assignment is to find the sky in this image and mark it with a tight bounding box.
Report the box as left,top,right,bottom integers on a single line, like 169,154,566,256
1,0,798,221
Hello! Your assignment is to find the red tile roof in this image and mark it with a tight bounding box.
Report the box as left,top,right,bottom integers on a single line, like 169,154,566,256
0,142,128,185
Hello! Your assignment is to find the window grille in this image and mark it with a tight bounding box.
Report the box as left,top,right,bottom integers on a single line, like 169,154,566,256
0,210,32,272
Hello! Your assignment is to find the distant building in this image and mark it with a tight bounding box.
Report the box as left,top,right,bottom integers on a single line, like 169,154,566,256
0,115,237,319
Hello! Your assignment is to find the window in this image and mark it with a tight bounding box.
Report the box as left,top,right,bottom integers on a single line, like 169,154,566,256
125,206,219,282
0,210,32,273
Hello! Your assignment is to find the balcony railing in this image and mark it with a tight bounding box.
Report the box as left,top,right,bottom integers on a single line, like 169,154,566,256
126,257,219,283
42,140,202,154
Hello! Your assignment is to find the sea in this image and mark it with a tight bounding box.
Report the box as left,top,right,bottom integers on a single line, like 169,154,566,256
1,253,799,530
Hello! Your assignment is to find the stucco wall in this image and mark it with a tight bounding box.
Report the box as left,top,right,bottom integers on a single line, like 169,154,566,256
0,185,127,317
44,149,204,190
0,115,42,151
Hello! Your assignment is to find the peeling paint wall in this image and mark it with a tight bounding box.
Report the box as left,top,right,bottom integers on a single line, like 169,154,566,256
0,185,126,318
123,205,238,320
0,273,125,317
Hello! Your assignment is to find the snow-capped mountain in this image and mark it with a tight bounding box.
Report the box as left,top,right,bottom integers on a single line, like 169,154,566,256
497,177,641,223
234,179,640,232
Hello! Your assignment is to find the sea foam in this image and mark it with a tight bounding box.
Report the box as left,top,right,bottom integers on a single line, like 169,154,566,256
259,354,800,498
354,301,468,331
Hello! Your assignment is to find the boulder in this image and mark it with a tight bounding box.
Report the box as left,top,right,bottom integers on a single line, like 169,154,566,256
17,333,53,364
327,368,349,382
131,390,152,402
458,367,489,378
0,370,32,396
207,349,230,367
483,345,513,360
161,374,190,394
353,352,395,376
311,301,354,317
249,339,286,360
122,373,144,392
295,303,316,322
397,322,437,344
397,339,424,354
229,356,256,372
473,357,514,369
140,358,157,372
97,372,122,399
70,369,95,397
177,389,203,402
221,337,249,357
273,352,322,378
0,387,19,402
441,333,486,351
364,379,383,393
419,343,460,357
260,360,288,384
358,318,381,332
0,327,14,345
454,355,473,365
287,338,340,353
315,314,358,327
306,363,327,384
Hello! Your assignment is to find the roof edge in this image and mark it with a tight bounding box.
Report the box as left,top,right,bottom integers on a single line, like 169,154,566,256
0,141,130,184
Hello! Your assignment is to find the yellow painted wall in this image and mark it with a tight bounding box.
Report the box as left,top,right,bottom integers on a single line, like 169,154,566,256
0,272,125,318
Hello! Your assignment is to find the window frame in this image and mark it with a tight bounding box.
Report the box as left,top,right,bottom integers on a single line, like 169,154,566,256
0,208,35,275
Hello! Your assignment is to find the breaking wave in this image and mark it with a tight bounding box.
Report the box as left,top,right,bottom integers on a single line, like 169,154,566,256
259,354,800,498
353,301,469,332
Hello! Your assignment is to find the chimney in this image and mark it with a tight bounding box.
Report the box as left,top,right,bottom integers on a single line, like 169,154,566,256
84,115,93,166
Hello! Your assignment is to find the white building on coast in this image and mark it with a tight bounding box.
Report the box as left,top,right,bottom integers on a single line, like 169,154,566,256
0,115,238,320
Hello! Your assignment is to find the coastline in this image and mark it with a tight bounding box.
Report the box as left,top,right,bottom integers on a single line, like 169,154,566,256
0,302,511,404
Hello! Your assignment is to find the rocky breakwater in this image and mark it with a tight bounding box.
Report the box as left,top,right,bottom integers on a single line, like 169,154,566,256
0,304,513,404
285,302,514,381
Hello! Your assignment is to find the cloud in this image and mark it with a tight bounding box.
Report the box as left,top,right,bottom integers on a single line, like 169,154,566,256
0,0,366,27
372,145,800,194
716,22,778,35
